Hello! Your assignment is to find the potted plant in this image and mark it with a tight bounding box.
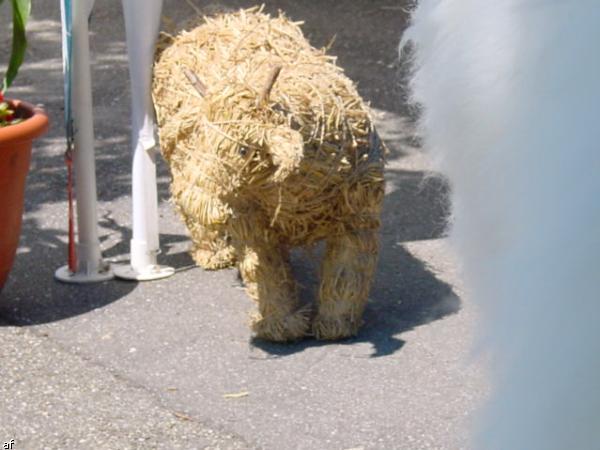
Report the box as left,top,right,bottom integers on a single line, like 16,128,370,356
0,0,49,292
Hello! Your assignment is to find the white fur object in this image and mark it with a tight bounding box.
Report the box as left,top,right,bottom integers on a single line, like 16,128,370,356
402,1,600,448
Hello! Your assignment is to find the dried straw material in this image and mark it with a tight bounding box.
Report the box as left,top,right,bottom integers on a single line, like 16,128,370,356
153,7,385,341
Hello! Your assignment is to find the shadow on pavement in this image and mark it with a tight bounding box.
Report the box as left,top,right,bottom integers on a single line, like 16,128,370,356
0,215,198,326
0,218,137,326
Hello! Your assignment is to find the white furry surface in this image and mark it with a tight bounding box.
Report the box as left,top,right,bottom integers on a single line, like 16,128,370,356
403,1,600,448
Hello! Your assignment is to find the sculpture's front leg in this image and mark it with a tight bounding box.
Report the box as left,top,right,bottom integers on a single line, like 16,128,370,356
314,230,379,340
238,241,310,342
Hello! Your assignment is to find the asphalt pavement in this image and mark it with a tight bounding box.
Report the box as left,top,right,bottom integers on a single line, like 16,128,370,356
0,1,487,449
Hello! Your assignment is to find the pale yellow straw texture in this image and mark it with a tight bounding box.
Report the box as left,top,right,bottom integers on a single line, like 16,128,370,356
153,7,385,341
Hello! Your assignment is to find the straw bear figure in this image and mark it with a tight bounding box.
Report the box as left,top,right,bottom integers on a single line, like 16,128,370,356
153,9,385,342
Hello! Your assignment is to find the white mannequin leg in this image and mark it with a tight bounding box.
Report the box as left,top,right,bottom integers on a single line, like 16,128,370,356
114,0,174,281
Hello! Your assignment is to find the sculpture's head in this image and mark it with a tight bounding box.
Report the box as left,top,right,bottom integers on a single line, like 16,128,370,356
171,66,305,226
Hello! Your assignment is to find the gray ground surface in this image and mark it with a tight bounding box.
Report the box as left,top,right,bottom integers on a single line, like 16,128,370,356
0,1,487,449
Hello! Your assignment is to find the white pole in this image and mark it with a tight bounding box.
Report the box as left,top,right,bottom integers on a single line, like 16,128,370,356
56,0,113,283
114,0,174,281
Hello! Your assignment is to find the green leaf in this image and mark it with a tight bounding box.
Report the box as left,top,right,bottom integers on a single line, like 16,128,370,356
2,0,31,92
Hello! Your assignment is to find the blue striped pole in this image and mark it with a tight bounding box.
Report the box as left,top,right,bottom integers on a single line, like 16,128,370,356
56,0,113,283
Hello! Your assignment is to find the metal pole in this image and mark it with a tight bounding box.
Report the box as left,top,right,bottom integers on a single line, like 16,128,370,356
56,0,113,283
113,0,174,281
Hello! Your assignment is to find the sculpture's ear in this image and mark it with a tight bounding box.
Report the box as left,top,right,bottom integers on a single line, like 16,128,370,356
266,127,305,182
257,65,282,106
183,68,208,96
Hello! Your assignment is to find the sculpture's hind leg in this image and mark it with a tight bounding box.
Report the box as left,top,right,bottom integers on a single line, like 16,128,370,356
188,223,237,270
314,230,379,340
238,242,310,342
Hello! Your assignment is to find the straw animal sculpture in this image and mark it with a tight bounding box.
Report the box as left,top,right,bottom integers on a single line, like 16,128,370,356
153,7,385,341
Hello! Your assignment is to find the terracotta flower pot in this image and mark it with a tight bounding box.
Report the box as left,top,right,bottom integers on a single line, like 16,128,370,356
0,100,49,293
